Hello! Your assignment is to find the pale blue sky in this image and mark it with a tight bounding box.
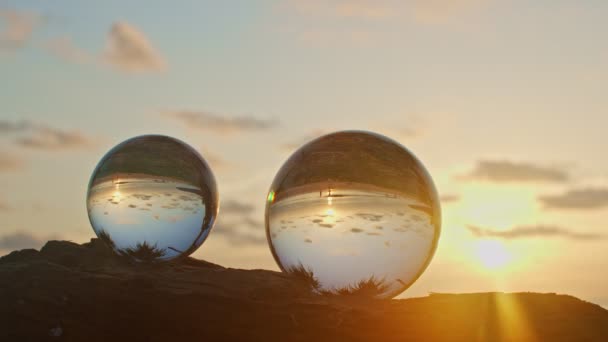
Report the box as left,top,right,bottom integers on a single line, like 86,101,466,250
1,1,608,306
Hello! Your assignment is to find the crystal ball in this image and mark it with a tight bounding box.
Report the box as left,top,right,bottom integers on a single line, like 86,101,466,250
86,135,218,262
265,131,440,298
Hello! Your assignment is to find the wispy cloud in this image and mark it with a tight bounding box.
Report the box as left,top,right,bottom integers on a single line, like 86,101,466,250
334,2,392,19
34,20,165,73
0,119,95,150
412,0,485,24
280,124,419,152
2,9,163,73
458,160,569,183
297,27,379,46
212,199,266,246
0,150,24,172
285,0,485,46
222,200,256,215
103,22,165,73
289,0,392,20
371,120,424,143
0,230,58,251
16,127,92,150
213,223,267,246
539,188,608,210
0,199,10,211
166,110,279,134
287,0,485,23
0,119,29,133
44,36,92,64
280,129,327,152
440,194,460,203
0,9,40,51
466,224,602,241
199,148,235,171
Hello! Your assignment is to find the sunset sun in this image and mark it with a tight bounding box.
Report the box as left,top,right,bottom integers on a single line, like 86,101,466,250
475,240,512,271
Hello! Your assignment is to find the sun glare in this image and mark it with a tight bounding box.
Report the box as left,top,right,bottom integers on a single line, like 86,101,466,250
475,240,512,270
442,184,541,273
324,207,336,225
455,184,537,230
112,184,123,203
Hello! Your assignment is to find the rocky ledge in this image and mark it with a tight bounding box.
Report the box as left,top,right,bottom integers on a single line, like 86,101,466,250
1,239,607,341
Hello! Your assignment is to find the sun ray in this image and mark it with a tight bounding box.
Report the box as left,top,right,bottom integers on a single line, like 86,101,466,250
494,293,538,341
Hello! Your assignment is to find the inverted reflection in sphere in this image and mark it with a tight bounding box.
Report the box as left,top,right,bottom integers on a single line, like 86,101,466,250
265,131,440,298
86,135,218,262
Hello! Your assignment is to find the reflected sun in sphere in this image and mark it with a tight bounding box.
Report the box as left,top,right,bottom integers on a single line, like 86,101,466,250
265,131,441,298
86,135,219,262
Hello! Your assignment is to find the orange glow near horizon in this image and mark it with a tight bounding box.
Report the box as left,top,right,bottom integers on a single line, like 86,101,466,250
455,184,538,230
443,183,541,274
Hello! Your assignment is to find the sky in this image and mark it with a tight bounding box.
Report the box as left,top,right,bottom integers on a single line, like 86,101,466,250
1,0,608,307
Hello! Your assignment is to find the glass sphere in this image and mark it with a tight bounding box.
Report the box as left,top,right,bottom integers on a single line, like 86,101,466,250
265,131,440,298
86,135,218,262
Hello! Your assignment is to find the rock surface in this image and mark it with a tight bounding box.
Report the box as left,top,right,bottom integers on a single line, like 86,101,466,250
1,239,607,341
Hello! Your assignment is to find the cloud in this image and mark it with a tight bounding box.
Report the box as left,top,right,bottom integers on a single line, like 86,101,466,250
103,22,165,72
539,188,608,210
16,126,92,150
412,0,484,24
213,223,267,246
39,21,165,74
280,130,327,151
287,0,484,23
466,224,602,241
289,0,392,20
440,194,460,203
0,119,94,150
0,9,40,50
221,199,256,215
44,36,92,64
0,231,56,251
0,151,24,172
395,126,419,138
0,119,29,133
213,219,267,246
198,148,235,171
280,118,422,152
298,28,376,47
334,2,392,19
212,199,266,246
166,110,278,134
458,160,569,183
0,199,10,211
